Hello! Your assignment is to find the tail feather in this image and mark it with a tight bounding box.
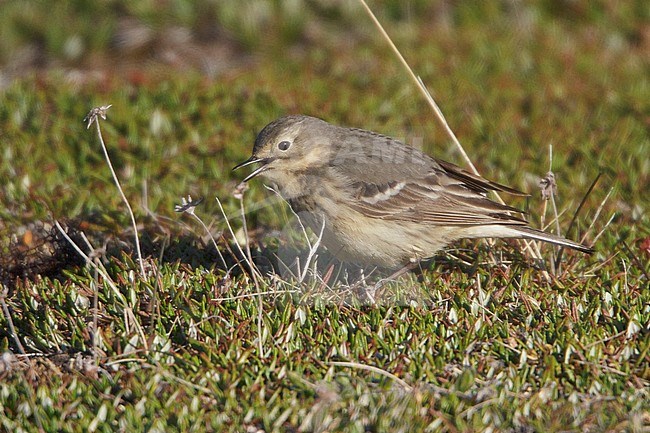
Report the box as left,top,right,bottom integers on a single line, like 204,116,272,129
514,226,594,253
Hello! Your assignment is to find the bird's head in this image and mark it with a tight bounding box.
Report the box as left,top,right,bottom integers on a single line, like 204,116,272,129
233,115,335,185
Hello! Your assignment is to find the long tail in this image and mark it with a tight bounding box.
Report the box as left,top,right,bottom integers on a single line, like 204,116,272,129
514,226,594,253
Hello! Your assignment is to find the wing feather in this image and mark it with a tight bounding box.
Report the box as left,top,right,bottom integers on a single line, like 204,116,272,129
329,126,529,227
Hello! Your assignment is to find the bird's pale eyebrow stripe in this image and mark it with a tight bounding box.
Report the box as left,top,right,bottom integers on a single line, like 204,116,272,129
357,181,406,204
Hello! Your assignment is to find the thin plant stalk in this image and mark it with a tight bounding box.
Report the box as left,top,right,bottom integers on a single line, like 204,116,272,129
214,193,268,356
581,187,613,245
547,145,559,274
358,0,478,175
299,217,325,283
330,361,412,391
554,173,602,270
590,212,615,246
175,196,234,275
79,231,101,363
235,192,266,358
92,268,99,363
0,295,43,430
55,221,127,304
0,286,26,355
548,146,562,238
264,184,325,283
54,221,149,351
86,106,146,277
215,196,264,281
238,195,260,289
192,212,228,270
213,290,299,302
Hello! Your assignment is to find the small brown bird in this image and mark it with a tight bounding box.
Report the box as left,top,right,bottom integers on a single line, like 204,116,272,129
234,115,592,269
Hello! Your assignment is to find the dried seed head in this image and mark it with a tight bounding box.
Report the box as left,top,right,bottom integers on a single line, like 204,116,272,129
175,195,203,215
83,105,112,129
539,171,557,200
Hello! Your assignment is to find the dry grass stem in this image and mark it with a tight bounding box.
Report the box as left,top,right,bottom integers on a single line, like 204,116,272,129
212,290,300,302
329,361,413,392
566,173,602,240
215,192,267,357
214,196,263,282
263,184,326,283
176,196,228,270
581,187,614,245
298,217,325,283
85,105,146,277
547,145,562,238
358,0,478,176
0,286,27,355
236,189,265,357
55,221,126,305
54,221,149,351
590,212,616,246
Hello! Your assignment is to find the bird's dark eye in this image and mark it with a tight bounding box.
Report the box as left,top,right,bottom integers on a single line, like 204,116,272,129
278,140,291,151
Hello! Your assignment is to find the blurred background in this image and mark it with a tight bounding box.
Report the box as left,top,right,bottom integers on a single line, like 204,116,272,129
0,0,440,85
1,0,647,85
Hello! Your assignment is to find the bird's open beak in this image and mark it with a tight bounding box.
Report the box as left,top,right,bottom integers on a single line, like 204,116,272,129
233,156,272,182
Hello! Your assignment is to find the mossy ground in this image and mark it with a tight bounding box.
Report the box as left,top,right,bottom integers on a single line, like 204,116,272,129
0,2,648,432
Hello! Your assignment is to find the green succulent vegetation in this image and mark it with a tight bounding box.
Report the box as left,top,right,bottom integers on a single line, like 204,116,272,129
0,1,648,432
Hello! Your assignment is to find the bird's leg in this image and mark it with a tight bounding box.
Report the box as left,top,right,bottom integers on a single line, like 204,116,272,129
373,260,421,299
347,266,378,305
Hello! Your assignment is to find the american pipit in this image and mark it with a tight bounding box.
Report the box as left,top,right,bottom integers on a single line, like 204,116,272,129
234,115,592,270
